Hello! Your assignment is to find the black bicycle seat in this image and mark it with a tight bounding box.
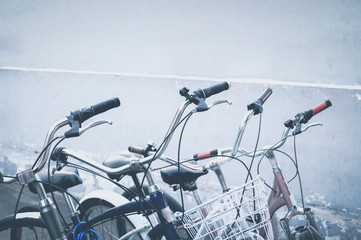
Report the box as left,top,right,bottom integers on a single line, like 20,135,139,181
161,165,206,186
103,152,143,179
29,167,82,194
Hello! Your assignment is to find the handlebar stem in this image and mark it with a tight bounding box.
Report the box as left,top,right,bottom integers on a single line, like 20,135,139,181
155,100,191,159
232,127,291,159
3,118,69,184
209,161,229,192
144,167,155,186
34,118,69,173
231,110,254,157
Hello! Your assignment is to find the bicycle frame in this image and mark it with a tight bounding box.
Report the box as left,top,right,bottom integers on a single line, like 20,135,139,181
170,97,329,239
264,148,324,240
214,127,325,239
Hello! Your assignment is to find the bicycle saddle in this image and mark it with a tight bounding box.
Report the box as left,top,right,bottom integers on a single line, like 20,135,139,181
29,167,82,194
103,152,143,179
161,165,207,186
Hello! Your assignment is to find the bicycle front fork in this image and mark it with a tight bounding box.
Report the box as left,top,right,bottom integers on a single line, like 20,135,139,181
30,179,68,240
280,207,324,240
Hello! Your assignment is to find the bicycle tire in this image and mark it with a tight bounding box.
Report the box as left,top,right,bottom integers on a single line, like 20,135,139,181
0,207,51,240
80,198,144,240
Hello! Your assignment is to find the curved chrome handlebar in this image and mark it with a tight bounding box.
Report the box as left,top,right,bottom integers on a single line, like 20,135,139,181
218,122,322,162
58,100,200,175
3,118,114,184
2,118,69,184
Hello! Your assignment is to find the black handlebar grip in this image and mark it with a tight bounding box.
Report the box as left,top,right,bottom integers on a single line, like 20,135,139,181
128,146,144,155
71,98,120,124
258,88,273,104
193,82,230,99
89,97,121,116
301,100,332,123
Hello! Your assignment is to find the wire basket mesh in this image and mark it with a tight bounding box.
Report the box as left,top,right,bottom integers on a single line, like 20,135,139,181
181,176,273,240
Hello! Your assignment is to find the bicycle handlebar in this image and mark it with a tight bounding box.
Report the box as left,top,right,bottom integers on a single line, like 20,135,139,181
193,149,218,161
246,87,273,115
193,82,230,99
56,83,230,177
300,100,332,124
196,99,332,163
237,99,332,157
258,87,273,104
284,100,332,135
128,146,144,155
2,98,121,184
128,142,157,157
70,98,120,125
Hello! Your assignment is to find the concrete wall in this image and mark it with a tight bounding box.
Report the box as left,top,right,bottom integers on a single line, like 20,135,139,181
1,1,361,85
1,72,360,214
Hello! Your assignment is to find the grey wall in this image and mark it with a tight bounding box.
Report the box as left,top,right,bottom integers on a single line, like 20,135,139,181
1,1,361,85
1,73,360,214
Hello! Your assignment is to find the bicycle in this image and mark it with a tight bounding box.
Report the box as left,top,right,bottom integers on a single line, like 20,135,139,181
153,88,275,239
92,88,275,239
0,97,146,240
0,81,232,240
170,98,332,239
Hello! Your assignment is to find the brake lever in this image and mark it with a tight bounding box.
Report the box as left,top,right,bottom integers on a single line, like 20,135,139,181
193,100,232,113
293,122,322,135
209,100,232,109
301,122,322,133
79,119,113,136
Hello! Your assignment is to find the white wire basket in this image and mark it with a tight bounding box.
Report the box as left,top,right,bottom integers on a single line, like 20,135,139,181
181,176,273,240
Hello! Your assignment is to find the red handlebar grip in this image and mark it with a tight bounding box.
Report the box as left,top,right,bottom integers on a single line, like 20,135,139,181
312,100,332,116
193,149,218,161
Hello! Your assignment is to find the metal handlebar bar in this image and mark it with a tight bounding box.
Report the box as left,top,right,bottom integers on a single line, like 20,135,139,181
3,97,121,184
56,87,231,175
3,118,115,184
2,118,69,184
3,83,231,182
215,122,322,163
58,100,200,176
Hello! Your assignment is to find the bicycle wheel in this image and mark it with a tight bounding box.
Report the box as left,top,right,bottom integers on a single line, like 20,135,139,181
0,207,51,240
10,221,51,240
81,198,144,240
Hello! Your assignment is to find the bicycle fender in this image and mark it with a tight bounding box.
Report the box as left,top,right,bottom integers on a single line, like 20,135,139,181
78,189,132,207
0,212,43,231
15,211,42,220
